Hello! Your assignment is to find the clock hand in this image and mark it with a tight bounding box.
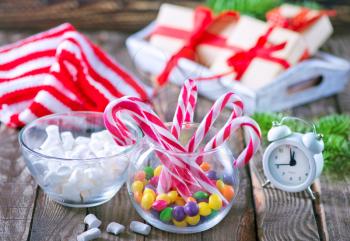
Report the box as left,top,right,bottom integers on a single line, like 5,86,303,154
275,163,291,167
290,151,296,166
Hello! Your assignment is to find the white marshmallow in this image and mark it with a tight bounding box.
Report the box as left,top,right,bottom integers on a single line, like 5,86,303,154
77,228,101,241
40,125,61,150
43,171,63,186
84,214,102,229
32,162,48,175
70,145,95,159
88,139,104,157
61,182,81,202
61,131,75,151
75,136,90,145
56,166,72,179
130,221,151,236
106,222,125,235
69,168,96,192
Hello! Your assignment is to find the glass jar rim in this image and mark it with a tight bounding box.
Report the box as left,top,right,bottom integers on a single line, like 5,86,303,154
18,111,143,161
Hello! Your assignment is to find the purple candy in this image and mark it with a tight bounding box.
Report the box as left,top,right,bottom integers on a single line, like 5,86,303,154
145,184,156,192
172,206,186,221
184,201,199,217
223,174,234,185
206,170,218,180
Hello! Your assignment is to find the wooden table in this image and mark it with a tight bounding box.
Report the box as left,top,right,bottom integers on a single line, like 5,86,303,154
0,31,349,241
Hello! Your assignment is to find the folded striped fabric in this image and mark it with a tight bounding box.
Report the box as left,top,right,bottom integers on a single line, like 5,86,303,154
0,23,151,127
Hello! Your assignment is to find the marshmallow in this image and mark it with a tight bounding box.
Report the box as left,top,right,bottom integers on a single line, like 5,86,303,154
61,131,75,151
88,139,104,157
77,228,101,241
32,162,48,175
75,136,90,145
84,214,102,229
106,222,125,235
40,125,61,150
130,221,151,236
61,182,81,202
41,145,65,158
70,145,95,159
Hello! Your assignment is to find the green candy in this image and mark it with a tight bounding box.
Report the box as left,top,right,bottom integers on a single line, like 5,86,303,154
193,191,209,200
144,166,154,180
208,210,218,219
160,207,173,222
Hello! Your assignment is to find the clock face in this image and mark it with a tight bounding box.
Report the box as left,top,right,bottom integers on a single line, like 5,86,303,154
268,144,310,186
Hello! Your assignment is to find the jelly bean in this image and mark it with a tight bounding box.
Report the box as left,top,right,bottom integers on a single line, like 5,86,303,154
172,206,186,221
198,202,211,216
221,185,235,201
141,193,155,210
206,170,218,180
144,166,154,180
175,197,186,206
152,200,168,212
186,197,196,203
216,179,225,192
185,214,200,225
193,191,209,200
184,201,199,216
144,188,156,199
172,219,187,227
145,183,156,191
208,194,222,211
131,181,144,193
167,190,178,203
208,210,218,219
223,174,234,185
156,193,171,204
149,176,159,187
154,165,163,177
134,191,142,204
200,162,211,172
160,207,173,222
134,171,146,181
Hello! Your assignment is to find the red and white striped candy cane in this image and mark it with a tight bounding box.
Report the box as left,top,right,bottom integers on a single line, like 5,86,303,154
186,92,244,152
204,116,261,167
171,79,198,139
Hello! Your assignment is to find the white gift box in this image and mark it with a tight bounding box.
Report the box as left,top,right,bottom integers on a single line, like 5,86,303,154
126,22,350,114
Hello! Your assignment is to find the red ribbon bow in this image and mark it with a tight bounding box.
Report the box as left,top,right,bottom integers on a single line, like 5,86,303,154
226,27,290,80
152,7,239,86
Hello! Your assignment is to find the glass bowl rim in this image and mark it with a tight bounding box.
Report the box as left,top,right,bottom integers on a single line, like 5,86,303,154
18,111,143,162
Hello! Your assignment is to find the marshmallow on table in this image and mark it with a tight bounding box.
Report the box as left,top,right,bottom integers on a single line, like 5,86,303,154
130,221,151,236
84,214,102,229
76,228,101,241
106,222,125,235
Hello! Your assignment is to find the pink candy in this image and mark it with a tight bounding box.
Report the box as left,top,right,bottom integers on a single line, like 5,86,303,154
152,200,168,212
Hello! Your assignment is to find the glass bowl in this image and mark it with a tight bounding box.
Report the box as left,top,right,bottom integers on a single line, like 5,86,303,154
19,111,142,208
127,123,239,233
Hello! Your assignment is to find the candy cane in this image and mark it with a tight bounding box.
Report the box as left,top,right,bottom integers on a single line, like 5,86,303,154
204,116,261,167
186,92,244,152
171,79,198,139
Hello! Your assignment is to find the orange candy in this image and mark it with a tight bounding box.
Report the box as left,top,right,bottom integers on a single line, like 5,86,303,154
175,197,186,206
186,197,197,203
134,191,143,203
134,171,146,181
200,162,211,172
221,185,235,201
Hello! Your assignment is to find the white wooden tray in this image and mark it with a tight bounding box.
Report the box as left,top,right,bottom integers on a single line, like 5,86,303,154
126,22,350,114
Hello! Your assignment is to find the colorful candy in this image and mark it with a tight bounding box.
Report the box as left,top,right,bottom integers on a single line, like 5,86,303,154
198,202,212,216
221,185,235,201
216,179,225,191
174,197,186,206
184,201,199,217
200,162,211,172
185,214,200,226
186,197,196,203
131,181,144,193
172,219,187,227
193,191,209,200
154,165,162,177
152,200,168,212
172,206,186,221
156,193,171,204
167,190,178,203
134,171,146,181
134,191,142,204
208,194,222,211
144,166,154,180
149,176,159,187
141,193,155,210
223,174,234,185
160,207,173,222
206,170,218,180
144,187,156,199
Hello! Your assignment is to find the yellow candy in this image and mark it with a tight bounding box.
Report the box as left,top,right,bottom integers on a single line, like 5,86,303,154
208,194,222,211
131,181,144,193
141,193,155,210
198,202,211,216
216,179,225,192
154,165,163,176
167,190,178,203
156,193,171,204
134,191,143,204
175,197,186,206
186,214,200,225
172,219,187,227
144,188,156,199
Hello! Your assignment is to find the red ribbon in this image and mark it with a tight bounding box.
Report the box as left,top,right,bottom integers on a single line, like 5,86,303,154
267,7,336,32
151,7,239,86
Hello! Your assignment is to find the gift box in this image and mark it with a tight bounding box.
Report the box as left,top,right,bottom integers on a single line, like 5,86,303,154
267,4,334,55
210,16,307,91
149,3,239,68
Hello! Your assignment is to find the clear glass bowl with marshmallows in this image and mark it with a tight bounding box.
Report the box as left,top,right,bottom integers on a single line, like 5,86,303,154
19,111,142,208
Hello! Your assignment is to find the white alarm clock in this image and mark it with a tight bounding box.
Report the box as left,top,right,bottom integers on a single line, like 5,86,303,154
262,117,324,199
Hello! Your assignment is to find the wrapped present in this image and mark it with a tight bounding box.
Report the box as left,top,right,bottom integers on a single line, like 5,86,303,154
267,4,334,55
210,16,308,91
149,3,239,85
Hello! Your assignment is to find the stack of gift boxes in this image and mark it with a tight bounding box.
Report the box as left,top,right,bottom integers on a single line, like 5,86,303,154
148,3,334,91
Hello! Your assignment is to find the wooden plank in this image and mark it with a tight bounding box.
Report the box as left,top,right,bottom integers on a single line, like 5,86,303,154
0,126,37,241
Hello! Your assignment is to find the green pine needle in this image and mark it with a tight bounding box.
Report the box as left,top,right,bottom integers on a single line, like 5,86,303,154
252,113,350,175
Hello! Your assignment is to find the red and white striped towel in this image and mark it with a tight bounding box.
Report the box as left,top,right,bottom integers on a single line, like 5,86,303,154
0,23,151,127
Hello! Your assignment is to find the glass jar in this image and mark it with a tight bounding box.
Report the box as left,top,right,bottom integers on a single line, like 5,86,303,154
127,123,239,233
